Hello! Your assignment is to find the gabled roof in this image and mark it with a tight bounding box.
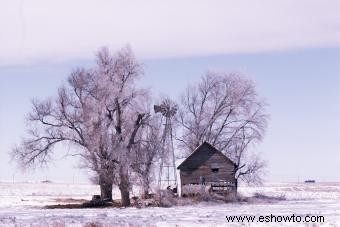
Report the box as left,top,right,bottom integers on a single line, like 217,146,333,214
177,141,236,169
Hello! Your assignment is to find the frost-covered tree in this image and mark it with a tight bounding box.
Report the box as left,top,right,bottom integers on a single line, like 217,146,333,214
176,71,268,191
12,47,149,206
130,116,162,198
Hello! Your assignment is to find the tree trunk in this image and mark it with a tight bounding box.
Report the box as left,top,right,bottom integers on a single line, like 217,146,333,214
100,183,113,201
234,178,238,196
119,185,130,206
98,173,113,201
141,179,150,199
119,166,131,206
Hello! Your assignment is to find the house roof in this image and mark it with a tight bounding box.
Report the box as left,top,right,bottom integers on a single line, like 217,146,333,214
177,141,236,169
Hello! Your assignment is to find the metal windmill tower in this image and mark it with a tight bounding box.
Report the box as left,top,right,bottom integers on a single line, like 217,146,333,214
154,99,178,189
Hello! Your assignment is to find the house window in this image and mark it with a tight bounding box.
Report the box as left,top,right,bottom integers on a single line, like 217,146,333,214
211,163,219,173
211,168,219,173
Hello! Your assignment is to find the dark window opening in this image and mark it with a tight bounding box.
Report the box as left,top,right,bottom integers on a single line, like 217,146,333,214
211,168,219,173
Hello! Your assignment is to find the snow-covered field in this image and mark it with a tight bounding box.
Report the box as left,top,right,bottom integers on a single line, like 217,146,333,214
0,182,339,226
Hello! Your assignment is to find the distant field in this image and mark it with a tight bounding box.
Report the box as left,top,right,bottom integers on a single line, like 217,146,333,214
0,182,339,226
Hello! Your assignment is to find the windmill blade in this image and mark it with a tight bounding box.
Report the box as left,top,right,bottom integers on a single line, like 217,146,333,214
154,105,162,113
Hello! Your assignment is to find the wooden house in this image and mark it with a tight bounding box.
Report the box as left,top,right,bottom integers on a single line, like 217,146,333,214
177,142,237,194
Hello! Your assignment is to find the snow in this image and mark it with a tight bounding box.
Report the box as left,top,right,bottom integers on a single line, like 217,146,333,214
0,182,339,226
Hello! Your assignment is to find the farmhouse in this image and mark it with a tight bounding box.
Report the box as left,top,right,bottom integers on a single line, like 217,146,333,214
177,142,237,194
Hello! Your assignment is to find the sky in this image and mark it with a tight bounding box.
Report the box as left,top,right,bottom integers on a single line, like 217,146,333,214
0,0,339,183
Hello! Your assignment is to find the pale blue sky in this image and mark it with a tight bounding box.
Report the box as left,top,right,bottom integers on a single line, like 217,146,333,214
0,0,339,183
1,47,339,183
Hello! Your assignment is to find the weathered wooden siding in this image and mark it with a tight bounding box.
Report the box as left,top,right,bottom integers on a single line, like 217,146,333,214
179,143,236,186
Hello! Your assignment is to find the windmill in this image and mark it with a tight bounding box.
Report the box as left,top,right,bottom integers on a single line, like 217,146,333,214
154,99,177,189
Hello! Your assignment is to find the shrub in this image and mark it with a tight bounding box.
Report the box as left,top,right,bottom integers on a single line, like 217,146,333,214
83,222,102,227
154,189,177,207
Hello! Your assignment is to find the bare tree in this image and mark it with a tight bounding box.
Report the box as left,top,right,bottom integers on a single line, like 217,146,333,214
93,47,151,206
130,116,162,198
176,71,268,191
12,46,149,206
230,126,267,191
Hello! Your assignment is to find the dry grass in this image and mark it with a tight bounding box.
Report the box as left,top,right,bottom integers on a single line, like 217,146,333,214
236,192,286,204
45,188,283,210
